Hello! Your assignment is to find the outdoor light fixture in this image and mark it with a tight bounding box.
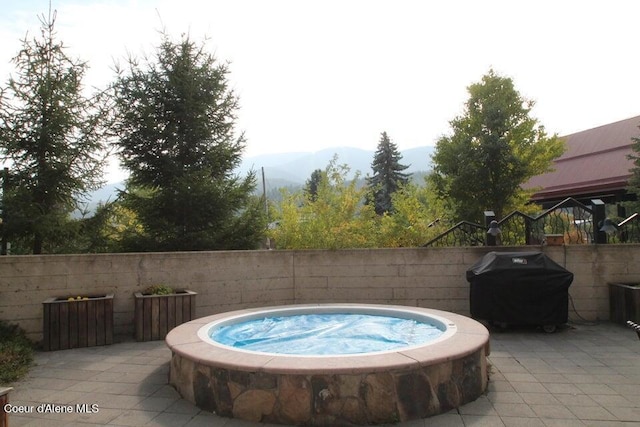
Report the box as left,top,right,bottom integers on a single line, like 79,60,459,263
599,218,617,235
487,220,501,237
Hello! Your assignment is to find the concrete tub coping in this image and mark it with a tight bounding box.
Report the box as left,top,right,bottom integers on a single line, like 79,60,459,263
165,304,490,375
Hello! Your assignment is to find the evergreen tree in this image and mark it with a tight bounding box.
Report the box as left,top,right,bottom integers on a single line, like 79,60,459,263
305,169,323,202
111,33,265,251
0,9,108,254
429,69,564,222
366,132,410,215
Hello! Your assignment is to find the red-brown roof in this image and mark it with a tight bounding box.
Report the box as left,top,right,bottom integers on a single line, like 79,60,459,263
525,115,640,202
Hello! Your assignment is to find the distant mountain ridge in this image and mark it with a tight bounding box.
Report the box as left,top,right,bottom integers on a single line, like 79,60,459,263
86,146,435,210
237,146,435,189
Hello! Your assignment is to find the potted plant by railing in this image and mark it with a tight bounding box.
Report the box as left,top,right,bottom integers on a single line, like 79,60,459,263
134,285,196,341
42,294,114,351
609,283,640,325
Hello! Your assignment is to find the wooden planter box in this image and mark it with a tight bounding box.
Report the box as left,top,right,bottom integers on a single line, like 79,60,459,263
1,387,12,427
545,234,565,246
134,290,196,341
42,294,114,351
609,283,640,324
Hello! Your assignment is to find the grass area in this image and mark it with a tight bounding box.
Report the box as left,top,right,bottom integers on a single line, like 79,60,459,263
0,320,34,384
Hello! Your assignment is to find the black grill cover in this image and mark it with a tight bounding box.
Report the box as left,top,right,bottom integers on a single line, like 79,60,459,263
466,251,574,326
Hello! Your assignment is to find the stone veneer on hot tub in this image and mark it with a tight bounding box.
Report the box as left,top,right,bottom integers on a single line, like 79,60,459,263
166,304,490,425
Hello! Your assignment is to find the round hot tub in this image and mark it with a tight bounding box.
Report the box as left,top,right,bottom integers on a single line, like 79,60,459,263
166,304,490,425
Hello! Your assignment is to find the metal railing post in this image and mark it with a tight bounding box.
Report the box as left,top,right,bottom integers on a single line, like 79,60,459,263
592,199,607,244
484,211,496,246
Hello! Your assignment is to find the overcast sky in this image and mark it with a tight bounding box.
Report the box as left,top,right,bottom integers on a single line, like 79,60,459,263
1,0,640,181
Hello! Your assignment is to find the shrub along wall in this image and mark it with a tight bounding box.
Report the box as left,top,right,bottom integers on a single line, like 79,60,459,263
1,245,639,344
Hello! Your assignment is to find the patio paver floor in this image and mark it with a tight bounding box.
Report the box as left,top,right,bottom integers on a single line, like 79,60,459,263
3,321,639,426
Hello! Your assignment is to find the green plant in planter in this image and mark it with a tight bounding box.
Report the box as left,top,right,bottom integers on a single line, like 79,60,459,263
143,284,175,295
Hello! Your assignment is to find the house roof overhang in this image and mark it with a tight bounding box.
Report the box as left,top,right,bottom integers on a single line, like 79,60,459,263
524,115,639,203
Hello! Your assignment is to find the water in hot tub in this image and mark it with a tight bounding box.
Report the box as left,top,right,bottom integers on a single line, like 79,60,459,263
211,313,444,355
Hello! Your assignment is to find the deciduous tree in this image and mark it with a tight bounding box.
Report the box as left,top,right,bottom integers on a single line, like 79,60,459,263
429,69,564,223
269,157,376,249
269,157,445,249
375,182,442,247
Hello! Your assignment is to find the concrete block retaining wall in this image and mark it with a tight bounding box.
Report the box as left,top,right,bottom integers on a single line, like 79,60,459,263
1,245,639,343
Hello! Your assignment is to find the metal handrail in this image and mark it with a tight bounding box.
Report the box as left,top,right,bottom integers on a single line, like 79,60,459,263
423,221,485,247
423,197,597,247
